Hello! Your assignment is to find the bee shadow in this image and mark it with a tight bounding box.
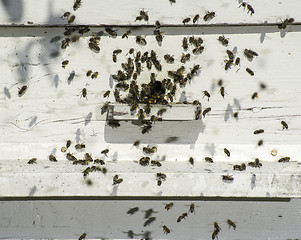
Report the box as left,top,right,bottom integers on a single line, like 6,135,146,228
104,119,205,144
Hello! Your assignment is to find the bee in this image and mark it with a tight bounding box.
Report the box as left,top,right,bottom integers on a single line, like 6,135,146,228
214,222,221,232
142,123,152,134
182,37,188,50
89,42,100,52
258,140,263,146
122,30,132,39
101,102,110,114
18,85,28,97
81,88,87,99
226,50,234,60
181,53,190,63
205,157,213,163
101,149,109,156
222,174,234,182
227,219,236,230
218,35,229,46
244,49,258,60
191,64,201,76
224,148,230,157
138,9,149,21
169,0,176,3
192,46,204,55
202,107,211,117
278,18,294,29
94,159,105,165
246,68,254,76
84,153,93,162
144,103,151,114
151,160,162,167
103,90,110,98
141,51,148,62
113,174,123,185
78,27,90,35
83,167,91,177
157,108,167,116
247,4,255,15
143,146,157,154
189,157,194,165
61,38,70,49
127,207,139,215
73,0,82,11
278,157,290,163
61,146,67,153
139,157,150,166
218,79,223,86
157,172,167,181
105,27,117,37
224,59,234,70
212,229,219,240
165,202,174,210
75,143,85,150
177,213,188,222
203,91,211,101
86,70,92,77
281,121,288,129
154,29,163,43
66,140,72,149
220,86,225,98
61,12,70,18
189,203,195,213
162,225,170,234
233,112,239,119
203,11,215,21
68,15,76,23
90,72,98,79
66,153,77,161
133,140,140,147
27,158,37,164
78,233,86,240
153,60,162,71
182,17,191,25
248,158,262,168
239,2,247,9
157,179,162,186
233,163,246,171
254,129,264,134
62,60,69,69
193,14,200,23
251,92,258,100
155,20,161,28
64,27,76,36
49,154,57,162
136,36,147,46
235,57,240,66
137,109,146,121
195,108,202,120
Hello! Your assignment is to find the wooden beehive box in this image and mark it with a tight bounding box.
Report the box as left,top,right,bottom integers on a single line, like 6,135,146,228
0,0,301,239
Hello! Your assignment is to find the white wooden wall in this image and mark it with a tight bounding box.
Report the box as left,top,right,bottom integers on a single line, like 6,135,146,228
0,0,301,239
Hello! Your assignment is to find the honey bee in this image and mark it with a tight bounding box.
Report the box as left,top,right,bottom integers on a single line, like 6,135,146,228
203,91,211,101
27,158,37,164
75,143,86,150
127,207,139,215
278,18,294,29
182,17,191,25
254,129,264,134
137,109,146,121
139,9,149,21
122,30,132,39
61,38,71,49
143,146,157,154
133,140,140,147
205,157,213,163
78,233,86,240
157,172,167,181
193,14,200,23
235,57,240,66
139,157,150,166
165,202,174,210
155,20,161,28
73,0,82,11
202,107,211,117
195,108,202,120
85,70,92,77
163,225,170,234
224,59,234,70
281,121,288,129
49,154,57,162
101,102,110,114
78,27,90,35
66,140,71,149
222,174,234,182
61,12,70,18
251,92,258,100
169,0,176,3
182,37,188,50
227,219,236,230
244,49,258,60
105,27,117,37
142,123,152,134
258,140,263,146
220,86,225,98
212,229,219,240
81,88,87,99
64,26,76,36
153,60,162,71
151,160,162,167
192,46,204,55
239,2,247,9
191,64,201,76
157,179,162,186
181,53,190,63
67,15,75,24
278,157,290,163
154,29,163,43
203,11,215,21
189,157,194,165
189,203,195,213
103,90,110,98
157,108,167,116
233,163,246,171
91,72,98,79
233,112,239,119
218,79,223,86
246,68,254,76
94,159,105,165
248,158,262,168
218,35,229,46
84,153,93,162
247,4,255,15
136,36,147,46
62,60,69,69
83,167,91,177
101,149,109,156
177,213,188,222
18,85,28,97
226,50,234,60
66,153,77,161
113,174,123,185
224,148,230,157
214,222,221,231
89,42,100,52
144,103,151,114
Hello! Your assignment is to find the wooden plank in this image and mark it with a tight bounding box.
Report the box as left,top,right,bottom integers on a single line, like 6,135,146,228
0,0,300,25
0,199,300,239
